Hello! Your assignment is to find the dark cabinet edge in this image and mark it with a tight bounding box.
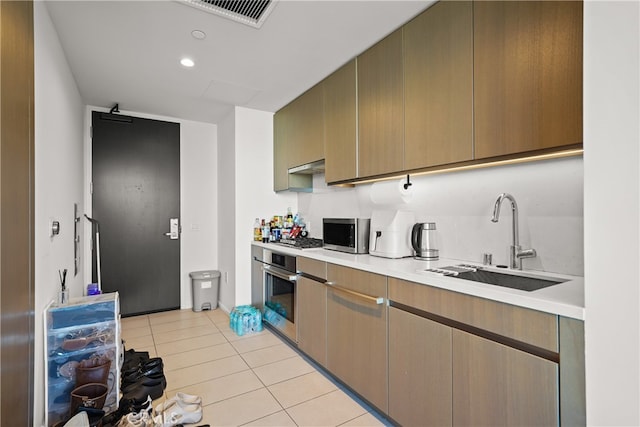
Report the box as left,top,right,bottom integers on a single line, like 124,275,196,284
390,300,560,363
326,143,583,186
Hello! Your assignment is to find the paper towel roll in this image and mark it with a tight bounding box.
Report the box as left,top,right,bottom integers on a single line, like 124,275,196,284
369,178,413,205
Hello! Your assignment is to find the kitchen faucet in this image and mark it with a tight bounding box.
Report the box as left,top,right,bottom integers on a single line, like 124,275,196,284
491,193,536,270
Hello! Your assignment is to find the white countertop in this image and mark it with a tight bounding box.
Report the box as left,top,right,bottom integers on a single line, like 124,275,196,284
253,242,585,320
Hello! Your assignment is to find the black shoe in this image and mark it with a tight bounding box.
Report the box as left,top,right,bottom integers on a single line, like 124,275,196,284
122,356,162,378
121,377,166,403
122,349,150,373
122,363,164,385
122,371,166,394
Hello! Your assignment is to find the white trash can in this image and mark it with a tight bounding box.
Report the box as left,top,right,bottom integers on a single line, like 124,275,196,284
189,270,220,312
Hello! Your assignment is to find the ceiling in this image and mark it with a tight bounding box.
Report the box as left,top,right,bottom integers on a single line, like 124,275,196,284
45,0,433,125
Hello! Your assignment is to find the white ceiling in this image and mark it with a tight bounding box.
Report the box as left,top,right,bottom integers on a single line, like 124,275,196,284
45,0,433,125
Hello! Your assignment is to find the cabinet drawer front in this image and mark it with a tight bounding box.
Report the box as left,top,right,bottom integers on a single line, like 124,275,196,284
297,257,326,280
297,276,327,366
327,286,388,412
452,330,559,426
327,263,387,297
389,278,557,351
389,307,452,426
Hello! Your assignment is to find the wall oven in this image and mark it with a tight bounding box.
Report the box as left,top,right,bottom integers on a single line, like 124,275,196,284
259,249,298,342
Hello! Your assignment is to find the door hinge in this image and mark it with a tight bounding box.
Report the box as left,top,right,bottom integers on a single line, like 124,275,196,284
90,126,93,139
90,182,93,194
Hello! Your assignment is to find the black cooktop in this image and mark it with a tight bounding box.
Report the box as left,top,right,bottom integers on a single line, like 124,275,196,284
276,237,323,249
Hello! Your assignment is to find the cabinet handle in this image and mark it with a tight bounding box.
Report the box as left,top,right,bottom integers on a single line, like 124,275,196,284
262,265,298,282
325,281,384,305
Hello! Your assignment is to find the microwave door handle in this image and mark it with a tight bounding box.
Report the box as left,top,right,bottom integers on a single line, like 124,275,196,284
262,265,298,282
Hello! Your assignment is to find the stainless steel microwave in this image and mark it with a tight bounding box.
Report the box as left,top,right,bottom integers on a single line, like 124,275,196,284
322,218,370,254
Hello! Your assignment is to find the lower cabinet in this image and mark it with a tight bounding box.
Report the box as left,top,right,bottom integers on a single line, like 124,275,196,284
250,245,264,307
452,330,559,426
388,307,452,426
290,264,581,426
297,275,327,366
326,264,388,412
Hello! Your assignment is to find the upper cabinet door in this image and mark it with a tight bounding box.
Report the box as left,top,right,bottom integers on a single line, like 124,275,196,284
288,82,325,169
357,28,404,178
404,1,473,169
474,1,583,159
273,82,323,192
273,106,292,192
324,60,357,184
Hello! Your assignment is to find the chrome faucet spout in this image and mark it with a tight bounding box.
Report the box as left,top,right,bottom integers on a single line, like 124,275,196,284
491,193,516,225
490,193,535,269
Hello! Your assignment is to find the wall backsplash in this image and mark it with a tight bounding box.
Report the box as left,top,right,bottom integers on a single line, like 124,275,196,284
298,156,584,276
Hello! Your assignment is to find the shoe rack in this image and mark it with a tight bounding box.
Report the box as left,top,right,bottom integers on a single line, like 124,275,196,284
44,292,121,426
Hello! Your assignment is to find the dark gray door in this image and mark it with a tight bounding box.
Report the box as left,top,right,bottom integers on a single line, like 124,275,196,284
92,111,180,316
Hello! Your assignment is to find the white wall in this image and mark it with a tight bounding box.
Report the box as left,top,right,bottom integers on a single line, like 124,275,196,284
216,110,236,312
34,3,85,424
218,107,297,309
179,121,218,308
300,156,584,276
584,1,640,425
234,107,297,305
83,107,218,311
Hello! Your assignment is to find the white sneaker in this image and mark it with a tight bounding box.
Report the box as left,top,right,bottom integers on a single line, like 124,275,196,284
154,392,202,413
116,410,154,427
155,400,202,427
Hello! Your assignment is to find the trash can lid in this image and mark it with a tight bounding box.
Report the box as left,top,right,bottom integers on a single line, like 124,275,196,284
189,270,221,279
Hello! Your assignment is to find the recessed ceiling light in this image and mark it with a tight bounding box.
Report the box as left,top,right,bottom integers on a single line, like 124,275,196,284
180,58,195,68
191,30,206,40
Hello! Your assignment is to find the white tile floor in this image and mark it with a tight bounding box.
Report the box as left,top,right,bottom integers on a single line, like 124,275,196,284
121,309,387,426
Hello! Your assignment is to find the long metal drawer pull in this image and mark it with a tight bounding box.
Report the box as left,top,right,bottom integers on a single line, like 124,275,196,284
262,265,298,282
325,281,384,305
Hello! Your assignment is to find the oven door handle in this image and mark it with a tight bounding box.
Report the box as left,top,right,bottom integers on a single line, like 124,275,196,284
325,281,384,305
262,265,298,282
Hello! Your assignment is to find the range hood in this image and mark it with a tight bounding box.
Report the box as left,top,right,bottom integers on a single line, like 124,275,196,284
288,159,325,175
284,160,325,192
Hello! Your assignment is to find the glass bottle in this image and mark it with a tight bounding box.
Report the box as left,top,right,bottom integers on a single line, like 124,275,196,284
253,218,262,242
286,207,294,229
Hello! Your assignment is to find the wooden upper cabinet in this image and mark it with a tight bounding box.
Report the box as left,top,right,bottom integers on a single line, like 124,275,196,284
288,82,324,169
324,60,357,183
357,29,404,178
404,0,473,169
273,82,322,191
273,106,291,192
473,1,583,159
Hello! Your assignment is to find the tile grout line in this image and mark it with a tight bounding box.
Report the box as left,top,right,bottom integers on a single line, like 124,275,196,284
123,311,381,426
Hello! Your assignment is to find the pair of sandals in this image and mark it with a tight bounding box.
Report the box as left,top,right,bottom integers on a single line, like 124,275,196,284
61,328,114,352
154,393,203,427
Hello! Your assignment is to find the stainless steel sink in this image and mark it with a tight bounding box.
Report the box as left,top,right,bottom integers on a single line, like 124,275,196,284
424,265,567,292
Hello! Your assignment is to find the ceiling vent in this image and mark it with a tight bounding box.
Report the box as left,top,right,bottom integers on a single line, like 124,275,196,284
176,0,276,29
